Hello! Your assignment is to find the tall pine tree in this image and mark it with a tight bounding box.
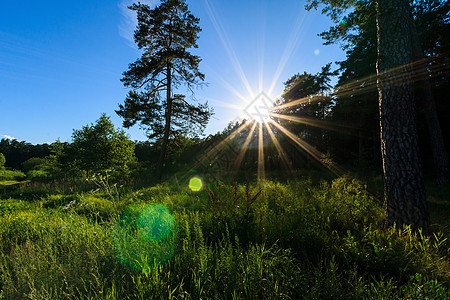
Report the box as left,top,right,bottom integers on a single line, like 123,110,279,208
117,0,212,181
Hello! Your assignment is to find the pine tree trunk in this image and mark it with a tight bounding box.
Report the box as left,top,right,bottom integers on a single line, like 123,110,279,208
158,65,172,182
410,19,450,185
376,0,429,231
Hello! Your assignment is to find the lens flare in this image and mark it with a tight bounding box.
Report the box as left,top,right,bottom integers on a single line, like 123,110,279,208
112,204,175,273
337,17,348,31
189,176,204,191
138,205,174,241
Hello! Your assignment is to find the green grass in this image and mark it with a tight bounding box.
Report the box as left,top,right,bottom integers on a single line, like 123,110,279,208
0,176,448,299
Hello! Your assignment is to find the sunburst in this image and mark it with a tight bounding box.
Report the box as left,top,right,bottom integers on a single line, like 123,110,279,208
185,0,358,183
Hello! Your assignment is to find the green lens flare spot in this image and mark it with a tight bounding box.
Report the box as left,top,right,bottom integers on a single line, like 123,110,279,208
138,205,173,241
112,204,175,273
189,176,204,192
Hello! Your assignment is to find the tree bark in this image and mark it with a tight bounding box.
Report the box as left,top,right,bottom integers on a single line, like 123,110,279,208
409,19,450,185
376,0,429,231
157,64,172,182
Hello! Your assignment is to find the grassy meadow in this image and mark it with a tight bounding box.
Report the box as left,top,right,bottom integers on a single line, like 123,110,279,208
0,175,448,299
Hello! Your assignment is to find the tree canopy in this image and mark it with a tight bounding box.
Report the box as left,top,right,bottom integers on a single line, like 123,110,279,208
70,114,135,177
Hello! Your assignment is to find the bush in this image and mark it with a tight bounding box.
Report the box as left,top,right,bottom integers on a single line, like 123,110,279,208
0,169,26,181
0,153,5,169
22,157,48,172
27,170,52,182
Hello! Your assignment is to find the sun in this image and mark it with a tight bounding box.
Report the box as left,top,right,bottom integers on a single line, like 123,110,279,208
241,91,274,123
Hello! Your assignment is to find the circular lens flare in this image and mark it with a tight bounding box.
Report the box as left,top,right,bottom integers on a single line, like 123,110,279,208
112,204,175,273
189,176,204,192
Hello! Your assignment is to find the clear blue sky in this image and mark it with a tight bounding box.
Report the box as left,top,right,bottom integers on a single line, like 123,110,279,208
0,0,345,145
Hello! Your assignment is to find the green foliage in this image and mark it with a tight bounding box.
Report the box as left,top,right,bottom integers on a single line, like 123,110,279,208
27,170,51,182
0,153,5,170
0,177,448,299
0,139,50,170
22,157,47,172
70,114,136,177
0,169,26,181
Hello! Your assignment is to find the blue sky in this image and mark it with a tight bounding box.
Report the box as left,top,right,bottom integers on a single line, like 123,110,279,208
0,0,345,145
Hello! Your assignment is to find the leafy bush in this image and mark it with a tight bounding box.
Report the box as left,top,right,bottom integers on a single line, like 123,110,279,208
27,170,52,182
0,153,5,170
0,169,26,181
22,157,48,172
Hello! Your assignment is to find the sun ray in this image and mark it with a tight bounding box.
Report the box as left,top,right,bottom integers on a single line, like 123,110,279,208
257,122,265,184
187,121,252,176
268,119,345,176
275,51,450,116
202,0,254,98
320,52,450,105
257,11,266,94
273,92,329,111
263,121,293,172
268,11,310,95
201,121,251,162
258,50,265,93
233,121,257,171
271,113,359,136
205,65,250,103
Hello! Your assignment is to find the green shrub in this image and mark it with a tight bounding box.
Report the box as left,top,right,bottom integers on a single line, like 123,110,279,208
27,170,52,182
0,169,26,181
0,153,5,170
22,157,48,172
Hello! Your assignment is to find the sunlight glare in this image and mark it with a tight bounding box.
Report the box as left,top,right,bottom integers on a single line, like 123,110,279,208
242,91,273,124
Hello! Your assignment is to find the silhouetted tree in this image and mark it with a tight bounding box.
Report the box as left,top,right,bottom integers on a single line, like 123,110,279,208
278,64,336,156
409,0,449,184
306,0,438,230
0,139,50,170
